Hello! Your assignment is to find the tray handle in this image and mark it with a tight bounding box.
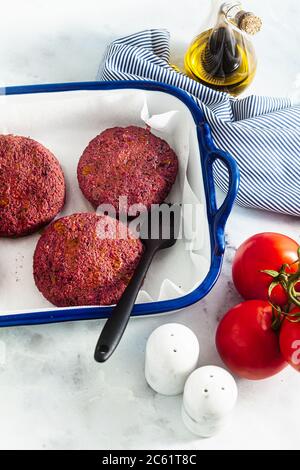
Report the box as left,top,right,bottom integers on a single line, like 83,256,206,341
200,123,240,256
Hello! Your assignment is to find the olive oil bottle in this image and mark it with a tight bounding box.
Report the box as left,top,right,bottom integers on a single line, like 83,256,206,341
184,2,262,96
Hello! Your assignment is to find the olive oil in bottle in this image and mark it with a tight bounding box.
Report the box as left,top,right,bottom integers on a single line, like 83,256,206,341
184,2,262,96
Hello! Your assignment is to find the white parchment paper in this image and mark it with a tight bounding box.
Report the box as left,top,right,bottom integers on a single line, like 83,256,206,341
0,88,211,313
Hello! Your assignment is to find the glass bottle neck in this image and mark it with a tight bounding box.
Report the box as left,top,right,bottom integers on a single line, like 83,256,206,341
220,1,243,21
218,1,262,36
219,2,245,30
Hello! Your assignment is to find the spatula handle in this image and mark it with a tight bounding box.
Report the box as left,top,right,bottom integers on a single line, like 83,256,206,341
94,246,157,363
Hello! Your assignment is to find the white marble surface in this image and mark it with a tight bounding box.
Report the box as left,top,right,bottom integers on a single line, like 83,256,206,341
0,0,299,450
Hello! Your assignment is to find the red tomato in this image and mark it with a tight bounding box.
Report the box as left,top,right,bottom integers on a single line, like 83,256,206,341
232,233,299,307
216,300,287,380
280,309,300,372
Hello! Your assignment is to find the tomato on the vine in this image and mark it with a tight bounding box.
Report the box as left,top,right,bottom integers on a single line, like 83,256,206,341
232,233,299,308
279,308,300,372
216,300,287,380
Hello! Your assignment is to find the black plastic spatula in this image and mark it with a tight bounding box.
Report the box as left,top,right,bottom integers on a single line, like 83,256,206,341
94,204,181,363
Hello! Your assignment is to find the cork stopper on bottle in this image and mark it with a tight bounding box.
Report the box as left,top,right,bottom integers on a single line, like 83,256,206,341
235,11,262,35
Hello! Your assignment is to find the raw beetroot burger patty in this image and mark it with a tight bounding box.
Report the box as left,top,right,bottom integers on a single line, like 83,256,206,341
0,135,65,237
33,213,144,307
77,126,178,214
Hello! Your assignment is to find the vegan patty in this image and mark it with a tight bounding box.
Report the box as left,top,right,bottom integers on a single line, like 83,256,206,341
33,213,144,307
77,126,178,215
0,135,65,237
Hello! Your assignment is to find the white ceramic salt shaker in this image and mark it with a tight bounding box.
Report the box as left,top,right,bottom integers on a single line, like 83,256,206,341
182,366,238,438
145,323,199,396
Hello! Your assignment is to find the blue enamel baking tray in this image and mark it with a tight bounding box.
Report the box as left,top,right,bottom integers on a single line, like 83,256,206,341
0,80,239,327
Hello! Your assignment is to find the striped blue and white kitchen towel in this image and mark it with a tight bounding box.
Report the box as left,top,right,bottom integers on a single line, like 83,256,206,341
97,29,300,217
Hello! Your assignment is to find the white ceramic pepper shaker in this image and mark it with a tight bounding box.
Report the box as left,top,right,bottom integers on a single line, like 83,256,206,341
182,366,238,437
145,323,200,396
